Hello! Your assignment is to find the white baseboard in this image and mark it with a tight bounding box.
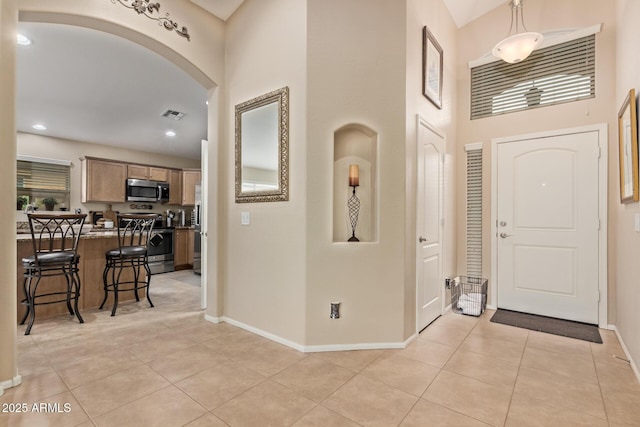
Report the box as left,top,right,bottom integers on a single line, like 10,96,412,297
220,316,305,352
611,325,640,384
0,374,22,397
304,333,418,353
203,314,221,324
209,316,418,354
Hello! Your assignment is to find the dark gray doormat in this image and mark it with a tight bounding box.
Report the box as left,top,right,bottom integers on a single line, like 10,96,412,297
490,309,602,344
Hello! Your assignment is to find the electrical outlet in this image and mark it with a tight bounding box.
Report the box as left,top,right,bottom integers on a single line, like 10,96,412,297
330,302,341,319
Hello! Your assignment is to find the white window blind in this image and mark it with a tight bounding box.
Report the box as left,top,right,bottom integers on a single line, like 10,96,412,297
466,147,482,277
471,34,595,119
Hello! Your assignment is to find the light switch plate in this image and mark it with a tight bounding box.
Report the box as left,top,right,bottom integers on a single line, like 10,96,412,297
635,213,640,232
241,211,250,226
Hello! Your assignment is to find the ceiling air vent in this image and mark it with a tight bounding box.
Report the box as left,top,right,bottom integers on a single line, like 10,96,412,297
162,109,185,121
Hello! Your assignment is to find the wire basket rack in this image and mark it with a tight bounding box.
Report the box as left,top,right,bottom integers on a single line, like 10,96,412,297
451,276,487,317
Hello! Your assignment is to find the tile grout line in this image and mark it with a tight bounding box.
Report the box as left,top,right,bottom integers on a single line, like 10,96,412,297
501,329,529,427
591,341,612,426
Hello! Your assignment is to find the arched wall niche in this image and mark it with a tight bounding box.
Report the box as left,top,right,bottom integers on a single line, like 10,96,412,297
18,11,217,90
333,123,377,243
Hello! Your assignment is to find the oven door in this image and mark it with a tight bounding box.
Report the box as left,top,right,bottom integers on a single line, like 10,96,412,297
147,228,174,274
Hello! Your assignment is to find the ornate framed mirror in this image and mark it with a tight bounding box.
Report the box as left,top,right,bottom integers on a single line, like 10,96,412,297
235,86,289,203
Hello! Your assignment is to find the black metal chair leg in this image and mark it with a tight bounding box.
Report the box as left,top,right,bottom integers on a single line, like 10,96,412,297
132,260,140,302
24,277,41,335
111,264,124,317
99,263,110,310
145,262,154,308
20,275,32,326
63,266,75,316
73,270,84,324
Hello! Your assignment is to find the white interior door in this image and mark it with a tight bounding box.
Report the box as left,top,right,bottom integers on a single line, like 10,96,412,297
496,131,600,324
417,117,444,331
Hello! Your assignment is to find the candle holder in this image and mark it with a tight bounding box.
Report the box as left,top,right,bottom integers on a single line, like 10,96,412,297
348,165,360,242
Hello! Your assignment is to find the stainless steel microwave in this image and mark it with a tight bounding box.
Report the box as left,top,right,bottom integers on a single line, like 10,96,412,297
126,178,170,204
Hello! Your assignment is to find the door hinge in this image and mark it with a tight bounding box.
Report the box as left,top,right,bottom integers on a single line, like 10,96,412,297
597,218,601,230
598,290,601,302
441,154,445,164
597,146,601,158
441,218,445,227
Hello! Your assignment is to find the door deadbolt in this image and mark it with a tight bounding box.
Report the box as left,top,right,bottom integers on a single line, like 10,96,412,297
499,221,507,227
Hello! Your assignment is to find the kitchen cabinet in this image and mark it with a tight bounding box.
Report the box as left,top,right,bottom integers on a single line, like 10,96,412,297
128,165,169,182
81,157,127,203
168,169,182,205
174,228,192,270
181,169,201,206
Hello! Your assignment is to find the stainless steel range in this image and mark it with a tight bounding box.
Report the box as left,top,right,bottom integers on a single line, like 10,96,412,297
124,213,175,274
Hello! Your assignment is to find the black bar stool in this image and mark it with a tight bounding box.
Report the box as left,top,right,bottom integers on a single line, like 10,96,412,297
100,213,157,316
20,213,87,335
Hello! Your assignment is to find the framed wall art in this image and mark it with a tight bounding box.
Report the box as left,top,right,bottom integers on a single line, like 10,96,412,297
618,88,639,203
422,26,443,109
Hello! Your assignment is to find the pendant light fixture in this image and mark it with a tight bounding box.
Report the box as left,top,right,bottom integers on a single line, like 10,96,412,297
492,0,543,64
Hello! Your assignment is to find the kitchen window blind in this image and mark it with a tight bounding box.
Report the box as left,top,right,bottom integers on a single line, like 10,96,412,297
471,34,595,120
17,159,71,206
466,145,482,277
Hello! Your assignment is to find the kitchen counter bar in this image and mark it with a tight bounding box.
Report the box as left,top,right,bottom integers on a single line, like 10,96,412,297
15,230,143,323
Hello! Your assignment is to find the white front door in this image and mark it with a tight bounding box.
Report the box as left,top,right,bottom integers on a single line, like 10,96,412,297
496,131,600,324
417,117,445,331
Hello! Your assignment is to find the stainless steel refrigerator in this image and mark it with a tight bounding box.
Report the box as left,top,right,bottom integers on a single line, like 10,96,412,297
193,184,202,275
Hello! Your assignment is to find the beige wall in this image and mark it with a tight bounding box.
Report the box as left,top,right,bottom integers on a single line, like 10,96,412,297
223,0,307,344
456,0,617,320
0,0,18,394
615,0,640,371
16,132,200,220
0,0,224,391
304,0,457,346
306,0,406,346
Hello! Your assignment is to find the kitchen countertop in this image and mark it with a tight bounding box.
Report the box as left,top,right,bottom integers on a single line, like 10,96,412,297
16,228,119,241
16,224,195,241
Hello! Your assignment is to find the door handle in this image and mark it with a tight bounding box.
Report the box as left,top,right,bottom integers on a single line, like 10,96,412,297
499,232,512,238
419,236,427,243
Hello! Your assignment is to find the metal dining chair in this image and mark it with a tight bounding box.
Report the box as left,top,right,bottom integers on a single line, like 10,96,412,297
100,213,157,316
20,213,87,335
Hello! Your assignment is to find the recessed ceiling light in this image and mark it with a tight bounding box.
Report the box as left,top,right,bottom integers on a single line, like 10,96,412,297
165,130,176,137
32,124,47,131
17,34,31,45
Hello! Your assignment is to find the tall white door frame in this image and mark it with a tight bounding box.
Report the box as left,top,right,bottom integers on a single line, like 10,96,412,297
416,115,446,332
200,139,208,309
490,124,608,328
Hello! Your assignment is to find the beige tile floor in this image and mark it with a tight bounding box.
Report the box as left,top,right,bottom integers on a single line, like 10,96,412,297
2,270,640,426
